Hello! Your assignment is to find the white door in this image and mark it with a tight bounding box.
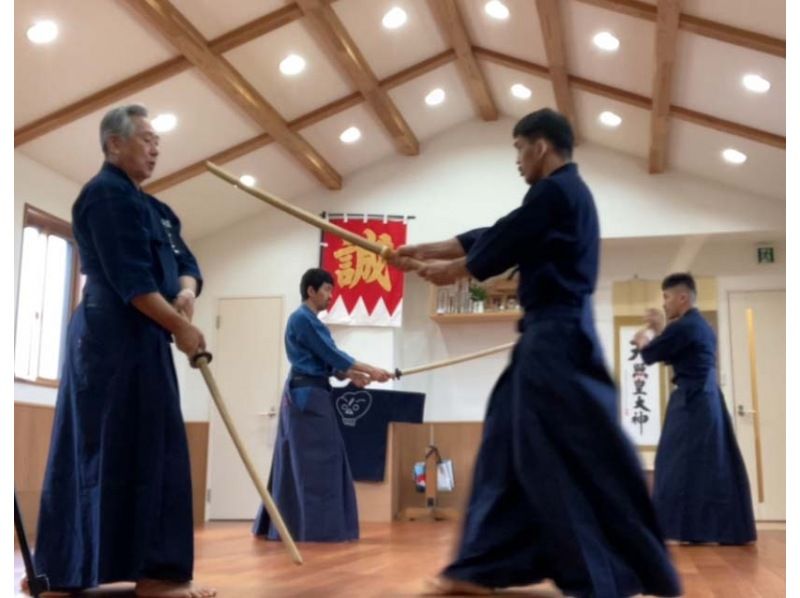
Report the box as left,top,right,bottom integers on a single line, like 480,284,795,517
727,290,785,521
208,297,283,519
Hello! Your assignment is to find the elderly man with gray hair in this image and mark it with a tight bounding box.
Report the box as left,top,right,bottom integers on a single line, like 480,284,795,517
29,105,215,597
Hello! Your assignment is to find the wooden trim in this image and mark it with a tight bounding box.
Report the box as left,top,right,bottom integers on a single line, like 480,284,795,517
679,13,784,57
23,204,73,240
669,105,786,148
14,377,60,389
145,134,273,194
17,205,82,385
22,204,82,311
14,57,188,147
14,402,210,538
14,4,308,147
569,73,653,109
536,0,579,133
70,244,83,311
208,4,303,54
144,54,456,193
473,46,551,78
185,421,210,525
573,0,657,20
289,93,363,130
649,0,682,174
426,0,498,121
473,47,784,149
296,0,419,156
429,312,520,323
380,50,457,90
121,0,341,190
573,0,785,57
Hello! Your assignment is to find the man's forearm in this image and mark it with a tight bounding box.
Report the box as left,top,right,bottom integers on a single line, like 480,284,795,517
132,292,189,334
418,238,466,260
178,275,198,294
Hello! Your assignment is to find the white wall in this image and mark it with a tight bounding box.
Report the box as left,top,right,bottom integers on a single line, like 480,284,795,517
176,119,785,422
14,152,80,406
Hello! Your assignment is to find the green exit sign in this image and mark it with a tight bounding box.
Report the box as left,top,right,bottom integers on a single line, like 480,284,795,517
757,246,775,264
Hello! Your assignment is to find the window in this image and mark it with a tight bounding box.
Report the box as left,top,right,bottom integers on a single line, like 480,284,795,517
15,205,82,386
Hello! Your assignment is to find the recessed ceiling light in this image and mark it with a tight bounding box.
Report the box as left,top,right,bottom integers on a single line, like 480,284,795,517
510,83,532,100
279,54,306,76
593,31,620,52
239,174,256,187
339,126,362,144
598,111,622,128
722,148,747,165
382,6,408,29
151,113,177,133
742,73,771,93
425,88,446,106
27,20,58,45
484,0,510,20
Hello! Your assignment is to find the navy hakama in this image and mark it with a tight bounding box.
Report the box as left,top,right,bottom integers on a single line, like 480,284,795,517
441,163,682,597
34,163,202,590
253,304,359,542
642,308,756,544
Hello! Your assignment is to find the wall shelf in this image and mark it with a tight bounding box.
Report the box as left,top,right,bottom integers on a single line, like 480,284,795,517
430,311,521,323
428,270,520,323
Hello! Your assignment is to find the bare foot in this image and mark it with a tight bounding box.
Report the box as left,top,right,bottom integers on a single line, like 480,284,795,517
421,576,493,595
135,579,216,598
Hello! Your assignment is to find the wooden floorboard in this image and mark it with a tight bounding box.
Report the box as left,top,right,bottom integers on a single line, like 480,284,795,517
14,522,785,597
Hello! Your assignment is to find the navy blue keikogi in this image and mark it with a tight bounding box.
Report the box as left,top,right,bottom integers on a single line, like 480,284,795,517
34,162,202,589
641,308,756,544
442,163,682,597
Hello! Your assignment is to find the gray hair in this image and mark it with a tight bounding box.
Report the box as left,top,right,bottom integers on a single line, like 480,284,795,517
100,104,148,155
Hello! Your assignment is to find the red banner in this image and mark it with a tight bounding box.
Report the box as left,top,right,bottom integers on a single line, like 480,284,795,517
320,218,406,327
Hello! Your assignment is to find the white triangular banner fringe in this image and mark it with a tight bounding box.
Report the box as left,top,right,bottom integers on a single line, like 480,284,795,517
320,296,403,327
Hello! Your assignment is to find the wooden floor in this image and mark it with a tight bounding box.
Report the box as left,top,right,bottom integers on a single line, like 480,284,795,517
14,522,785,597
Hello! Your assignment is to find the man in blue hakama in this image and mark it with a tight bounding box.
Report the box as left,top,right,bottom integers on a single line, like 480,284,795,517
395,109,682,597
633,273,756,545
253,268,393,542
31,105,215,598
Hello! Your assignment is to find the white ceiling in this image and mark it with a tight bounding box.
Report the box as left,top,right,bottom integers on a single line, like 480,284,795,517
461,0,549,65
333,0,449,79
15,0,786,239
563,1,657,97
223,19,355,121
14,0,175,125
639,0,785,40
673,32,785,135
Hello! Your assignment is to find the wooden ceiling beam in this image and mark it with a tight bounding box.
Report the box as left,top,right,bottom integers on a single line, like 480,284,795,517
144,51,458,193
123,0,342,189
573,0,784,57
15,3,304,147
472,46,785,149
649,0,682,173
679,13,785,58
295,0,419,155
536,0,579,132
426,0,498,121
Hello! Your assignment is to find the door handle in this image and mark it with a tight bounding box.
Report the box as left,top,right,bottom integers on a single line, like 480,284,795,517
257,406,278,418
737,405,757,416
